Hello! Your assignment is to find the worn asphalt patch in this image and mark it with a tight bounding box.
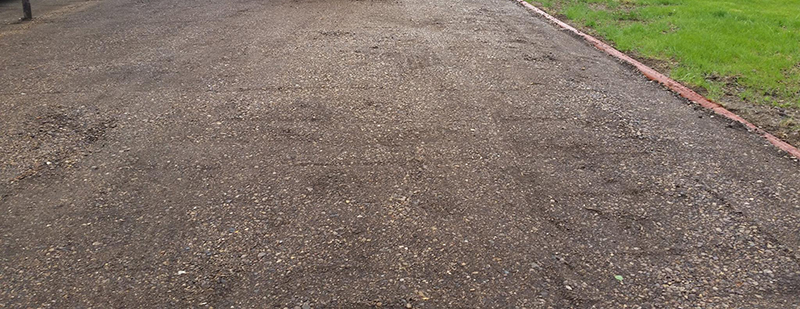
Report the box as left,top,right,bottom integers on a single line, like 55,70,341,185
1,0,799,307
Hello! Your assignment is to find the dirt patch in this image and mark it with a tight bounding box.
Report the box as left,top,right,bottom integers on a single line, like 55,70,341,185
719,95,800,145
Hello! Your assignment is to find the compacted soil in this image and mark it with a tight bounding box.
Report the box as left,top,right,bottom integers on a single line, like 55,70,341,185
1,0,799,307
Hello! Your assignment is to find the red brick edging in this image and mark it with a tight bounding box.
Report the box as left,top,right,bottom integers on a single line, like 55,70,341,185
514,0,800,160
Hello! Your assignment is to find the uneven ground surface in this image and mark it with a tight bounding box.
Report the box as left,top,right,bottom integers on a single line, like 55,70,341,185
1,0,799,307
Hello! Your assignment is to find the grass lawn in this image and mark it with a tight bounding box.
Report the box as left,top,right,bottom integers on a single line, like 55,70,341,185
526,0,800,109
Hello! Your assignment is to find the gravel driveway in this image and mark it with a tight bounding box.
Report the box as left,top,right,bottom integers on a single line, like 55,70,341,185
1,0,799,307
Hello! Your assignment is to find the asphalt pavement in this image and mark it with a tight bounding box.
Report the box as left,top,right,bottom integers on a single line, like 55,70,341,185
1,0,799,307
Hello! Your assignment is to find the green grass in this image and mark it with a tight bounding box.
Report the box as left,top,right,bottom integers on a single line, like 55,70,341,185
527,0,800,108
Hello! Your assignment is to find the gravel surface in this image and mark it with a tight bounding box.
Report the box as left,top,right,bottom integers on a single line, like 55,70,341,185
1,0,799,307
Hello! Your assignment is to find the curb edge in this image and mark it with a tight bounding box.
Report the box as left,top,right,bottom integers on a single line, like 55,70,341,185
514,0,800,160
